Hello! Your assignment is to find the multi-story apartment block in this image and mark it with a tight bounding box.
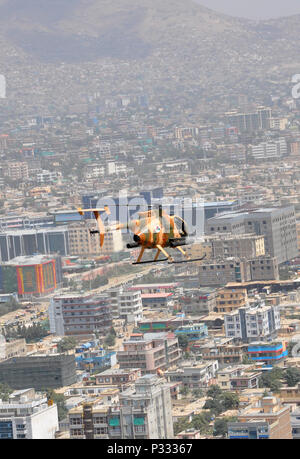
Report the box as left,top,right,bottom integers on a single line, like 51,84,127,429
206,206,298,264
210,233,265,259
164,360,218,389
247,341,288,364
215,288,248,313
69,375,174,439
174,323,208,342
49,293,112,337
117,333,181,375
179,288,217,315
249,137,287,160
106,287,143,323
248,256,279,281
199,338,248,365
68,221,123,256
0,389,58,439
95,368,142,387
198,259,250,286
217,366,261,391
224,303,281,343
6,162,29,180
228,396,292,439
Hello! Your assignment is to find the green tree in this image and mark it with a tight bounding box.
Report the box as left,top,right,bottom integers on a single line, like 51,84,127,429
207,385,222,399
57,337,77,353
203,398,223,416
178,334,189,350
173,417,190,436
259,368,284,392
180,386,190,397
46,389,67,421
221,392,239,410
284,367,300,387
213,416,237,438
0,383,13,401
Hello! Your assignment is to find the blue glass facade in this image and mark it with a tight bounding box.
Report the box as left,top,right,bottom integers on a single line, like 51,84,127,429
0,421,13,439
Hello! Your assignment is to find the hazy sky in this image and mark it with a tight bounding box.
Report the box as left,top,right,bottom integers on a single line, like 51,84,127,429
194,0,300,20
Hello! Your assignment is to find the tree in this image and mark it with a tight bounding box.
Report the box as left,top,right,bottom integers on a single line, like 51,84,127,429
180,386,190,397
104,333,116,347
213,416,237,438
203,398,223,416
207,385,222,399
174,417,190,436
0,383,13,401
57,336,77,353
221,392,239,410
259,368,284,392
178,334,189,350
46,389,67,421
191,412,211,433
284,367,300,387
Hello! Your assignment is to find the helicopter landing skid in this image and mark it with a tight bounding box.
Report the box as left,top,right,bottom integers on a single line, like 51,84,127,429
169,257,206,264
132,258,169,265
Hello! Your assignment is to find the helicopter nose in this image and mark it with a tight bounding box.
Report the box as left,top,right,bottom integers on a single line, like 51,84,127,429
133,234,140,243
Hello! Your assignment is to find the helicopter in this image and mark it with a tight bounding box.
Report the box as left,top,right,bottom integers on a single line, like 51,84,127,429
77,204,206,265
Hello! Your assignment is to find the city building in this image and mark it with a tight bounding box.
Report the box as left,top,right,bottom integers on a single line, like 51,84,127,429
49,293,112,337
68,221,123,256
215,288,248,313
69,375,174,439
174,323,208,342
106,287,143,323
0,227,69,262
205,206,298,264
199,338,248,365
95,368,142,387
117,332,181,374
164,360,218,389
228,396,292,439
224,303,281,343
217,366,261,391
0,255,63,298
0,353,77,390
247,341,288,364
0,388,59,439
210,233,265,259
179,288,217,315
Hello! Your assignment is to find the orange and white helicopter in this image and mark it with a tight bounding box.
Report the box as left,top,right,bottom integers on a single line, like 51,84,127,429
77,204,206,265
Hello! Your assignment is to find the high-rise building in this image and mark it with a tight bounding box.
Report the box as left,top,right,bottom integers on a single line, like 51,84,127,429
0,227,69,262
49,293,112,337
0,388,59,439
206,206,298,264
68,375,174,439
224,302,281,343
106,287,143,323
225,107,272,133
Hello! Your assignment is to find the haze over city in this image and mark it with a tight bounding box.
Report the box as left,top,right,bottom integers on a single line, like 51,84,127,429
1,0,300,444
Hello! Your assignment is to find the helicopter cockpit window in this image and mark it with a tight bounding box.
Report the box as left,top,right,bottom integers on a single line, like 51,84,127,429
174,216,188,236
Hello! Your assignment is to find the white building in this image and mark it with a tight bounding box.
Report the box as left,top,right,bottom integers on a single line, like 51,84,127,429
224,302,281,343
0,388,59,439
250,138,287,160
107,287,143,324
